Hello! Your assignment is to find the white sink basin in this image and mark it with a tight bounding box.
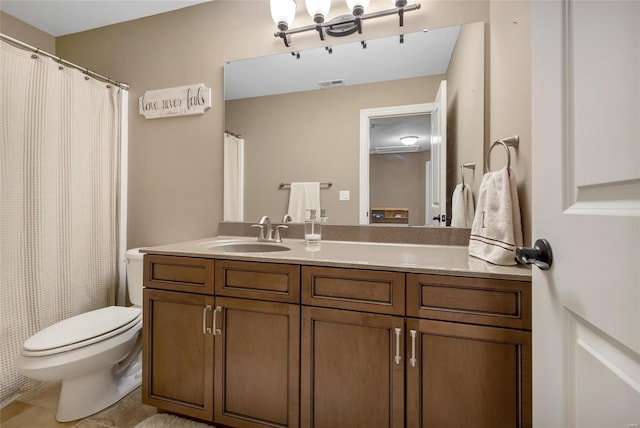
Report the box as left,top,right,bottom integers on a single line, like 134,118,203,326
213,242,291,253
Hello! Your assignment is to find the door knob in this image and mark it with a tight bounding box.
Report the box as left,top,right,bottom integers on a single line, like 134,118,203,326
516,239,553,270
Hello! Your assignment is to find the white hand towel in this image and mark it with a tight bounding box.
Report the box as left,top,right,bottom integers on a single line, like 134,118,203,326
450,183,475,228
468,167,523,265
287,182,321,223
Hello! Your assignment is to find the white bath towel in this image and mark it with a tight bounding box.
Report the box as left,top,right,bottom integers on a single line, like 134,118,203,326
287,182,321,223
450,183,475,228
468,167,523,265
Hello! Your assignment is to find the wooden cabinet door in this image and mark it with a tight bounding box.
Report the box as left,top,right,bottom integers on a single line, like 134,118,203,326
142,288,214,422
214,297,300,428
301,307,404,428
406,318,532,428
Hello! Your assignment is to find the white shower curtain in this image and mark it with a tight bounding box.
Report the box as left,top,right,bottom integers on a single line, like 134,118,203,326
0,40,122,405
223,132,244,221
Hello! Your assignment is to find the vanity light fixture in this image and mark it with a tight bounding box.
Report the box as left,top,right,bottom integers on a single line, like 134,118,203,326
400,136,418,146
271,0,421,47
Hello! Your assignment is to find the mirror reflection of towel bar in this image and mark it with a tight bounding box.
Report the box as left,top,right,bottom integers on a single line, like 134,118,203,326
460,163,476,186
279,182,333,189
486,135,519,172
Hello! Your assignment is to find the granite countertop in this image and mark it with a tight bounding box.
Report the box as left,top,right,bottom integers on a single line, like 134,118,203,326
141,236,531,282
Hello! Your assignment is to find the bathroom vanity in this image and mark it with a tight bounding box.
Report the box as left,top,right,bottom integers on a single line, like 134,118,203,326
140,237,531,427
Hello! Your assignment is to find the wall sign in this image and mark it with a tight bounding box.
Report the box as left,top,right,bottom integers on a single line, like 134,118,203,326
139,83,211,119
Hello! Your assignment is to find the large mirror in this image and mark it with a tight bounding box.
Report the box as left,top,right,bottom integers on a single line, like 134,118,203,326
224,21,484,226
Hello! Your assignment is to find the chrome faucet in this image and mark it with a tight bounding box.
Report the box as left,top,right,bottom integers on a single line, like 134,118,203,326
260,216,272,241
252,216,288,243
273,224,288,243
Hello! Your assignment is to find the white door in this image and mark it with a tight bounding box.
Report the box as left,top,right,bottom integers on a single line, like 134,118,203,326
430,80,447,226
531,1,640,427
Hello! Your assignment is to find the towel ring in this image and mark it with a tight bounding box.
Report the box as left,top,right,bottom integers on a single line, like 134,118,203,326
486,135,519,172
486,141,511,172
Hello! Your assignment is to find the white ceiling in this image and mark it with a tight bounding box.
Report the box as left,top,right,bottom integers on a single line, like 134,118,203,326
370,114,432,154
0,0,212,37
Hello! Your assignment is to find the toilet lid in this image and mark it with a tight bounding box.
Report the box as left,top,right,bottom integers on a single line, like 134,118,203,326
23,306,141,353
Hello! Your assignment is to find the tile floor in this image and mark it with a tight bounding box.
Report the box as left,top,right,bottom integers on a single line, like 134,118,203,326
1,382,157,427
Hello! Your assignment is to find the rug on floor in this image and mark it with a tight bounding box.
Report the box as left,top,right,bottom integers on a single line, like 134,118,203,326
134,413,213,427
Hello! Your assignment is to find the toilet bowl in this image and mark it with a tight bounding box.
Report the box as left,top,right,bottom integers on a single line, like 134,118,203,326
15,248,145,422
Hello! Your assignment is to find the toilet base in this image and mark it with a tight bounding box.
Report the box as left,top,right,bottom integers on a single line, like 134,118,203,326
56,349,142,422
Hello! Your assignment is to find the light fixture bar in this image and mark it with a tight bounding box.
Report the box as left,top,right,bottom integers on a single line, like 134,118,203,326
273,3,421,47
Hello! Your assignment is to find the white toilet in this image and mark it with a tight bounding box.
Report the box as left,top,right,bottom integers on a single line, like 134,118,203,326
15,248,145,422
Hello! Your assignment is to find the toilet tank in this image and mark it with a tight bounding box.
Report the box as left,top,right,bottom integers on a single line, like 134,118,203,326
125,248,145,306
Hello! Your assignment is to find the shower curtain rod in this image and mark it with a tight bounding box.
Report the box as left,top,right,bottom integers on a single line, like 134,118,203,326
0,33,129,90
225,130,242,138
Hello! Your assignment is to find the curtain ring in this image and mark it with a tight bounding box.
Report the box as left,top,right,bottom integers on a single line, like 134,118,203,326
486,140,511,172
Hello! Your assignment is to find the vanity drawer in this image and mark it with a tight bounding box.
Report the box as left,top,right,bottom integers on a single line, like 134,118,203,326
302,266,405,315
407,274,531,330
144,255,214,295
215,260,300,303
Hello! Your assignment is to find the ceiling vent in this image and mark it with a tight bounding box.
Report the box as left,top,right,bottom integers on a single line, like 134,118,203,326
374,145,421,154
317,79,345,89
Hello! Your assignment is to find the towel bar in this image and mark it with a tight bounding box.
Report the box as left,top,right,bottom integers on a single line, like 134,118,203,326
279,182,333,189
486,135,519,172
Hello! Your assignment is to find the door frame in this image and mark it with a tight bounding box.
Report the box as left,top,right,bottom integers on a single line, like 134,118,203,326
358,103,435,225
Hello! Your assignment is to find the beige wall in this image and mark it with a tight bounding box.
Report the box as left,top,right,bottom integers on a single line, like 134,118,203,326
446,21,485,217
227,75,443,225
489,1,532,245
45,0,530,247
1,11,55,53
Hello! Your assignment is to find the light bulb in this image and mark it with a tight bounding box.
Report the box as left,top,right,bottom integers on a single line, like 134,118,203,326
270,0,297,29
305,0,331,23
346,0,370,16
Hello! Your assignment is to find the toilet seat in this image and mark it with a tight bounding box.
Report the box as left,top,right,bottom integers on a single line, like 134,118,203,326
22,306,142,357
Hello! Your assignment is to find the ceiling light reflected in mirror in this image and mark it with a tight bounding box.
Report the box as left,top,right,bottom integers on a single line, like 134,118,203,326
400,136,418,145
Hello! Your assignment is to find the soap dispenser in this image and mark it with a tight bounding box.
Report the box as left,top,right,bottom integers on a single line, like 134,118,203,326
320,208,328,225
305,209,322,247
